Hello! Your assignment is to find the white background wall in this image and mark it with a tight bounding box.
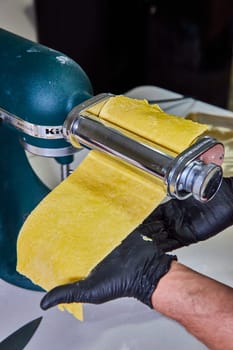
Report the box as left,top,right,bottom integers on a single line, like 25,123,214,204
0,0,36,40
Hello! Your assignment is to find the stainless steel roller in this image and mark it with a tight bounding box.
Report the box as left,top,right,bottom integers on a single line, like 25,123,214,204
64,94,224,202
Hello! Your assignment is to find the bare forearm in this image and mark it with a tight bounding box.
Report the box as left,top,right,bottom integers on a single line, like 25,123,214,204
152,261,233,350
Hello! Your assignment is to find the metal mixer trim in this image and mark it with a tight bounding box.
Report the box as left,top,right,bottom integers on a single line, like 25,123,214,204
20,140,78,157
0,108,64,139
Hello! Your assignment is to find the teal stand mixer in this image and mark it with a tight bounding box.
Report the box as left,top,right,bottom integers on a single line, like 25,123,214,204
0,28,225,291
0,28,93,290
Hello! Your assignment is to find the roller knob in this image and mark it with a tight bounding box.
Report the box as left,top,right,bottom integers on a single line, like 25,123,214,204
172,161,223,202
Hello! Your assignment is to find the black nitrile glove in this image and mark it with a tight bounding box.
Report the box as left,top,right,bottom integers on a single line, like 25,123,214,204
140,177,233,252
40,229,176,310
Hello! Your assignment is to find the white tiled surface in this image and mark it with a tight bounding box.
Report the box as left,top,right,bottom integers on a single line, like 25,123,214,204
0,2,233,349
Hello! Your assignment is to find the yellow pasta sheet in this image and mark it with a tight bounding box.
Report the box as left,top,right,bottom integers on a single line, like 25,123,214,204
17,96,208,320
93,96,207,153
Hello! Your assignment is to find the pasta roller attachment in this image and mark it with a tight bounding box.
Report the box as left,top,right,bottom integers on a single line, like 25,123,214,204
63,94,224,202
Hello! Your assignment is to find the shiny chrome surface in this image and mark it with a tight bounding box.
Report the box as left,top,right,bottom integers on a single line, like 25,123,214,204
67,110,173,179
0,107,63,139
20,140,77,157
166,137,224,201
65,95,224,202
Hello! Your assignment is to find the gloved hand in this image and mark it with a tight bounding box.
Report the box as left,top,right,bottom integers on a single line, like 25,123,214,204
40,229,176,310
140,177,233,252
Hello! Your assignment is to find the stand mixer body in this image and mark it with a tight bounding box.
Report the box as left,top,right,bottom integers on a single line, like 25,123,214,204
0,29,93,289
0,29,93,155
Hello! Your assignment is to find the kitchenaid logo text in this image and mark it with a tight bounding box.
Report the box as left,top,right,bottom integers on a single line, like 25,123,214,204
45,127,63,135
0,108,64,139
